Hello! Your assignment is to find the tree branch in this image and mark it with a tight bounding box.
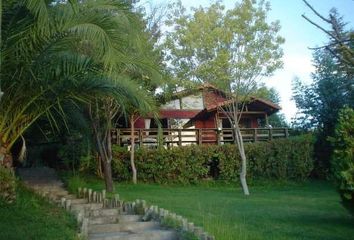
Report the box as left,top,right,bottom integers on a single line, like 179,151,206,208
302,0,331,24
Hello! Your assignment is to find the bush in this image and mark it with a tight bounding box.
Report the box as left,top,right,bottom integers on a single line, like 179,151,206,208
0,166,16,204
66,174,87,194
330,107,354,215
112,135,314,184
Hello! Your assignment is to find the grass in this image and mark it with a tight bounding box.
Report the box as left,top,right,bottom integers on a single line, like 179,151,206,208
76,178,353,240
0,184,78,240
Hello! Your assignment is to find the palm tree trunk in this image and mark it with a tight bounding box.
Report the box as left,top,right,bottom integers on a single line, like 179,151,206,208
0,143,13,168
130,115,137,184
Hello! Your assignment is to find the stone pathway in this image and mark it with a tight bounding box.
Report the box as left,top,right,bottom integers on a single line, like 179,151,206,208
18,167,178,240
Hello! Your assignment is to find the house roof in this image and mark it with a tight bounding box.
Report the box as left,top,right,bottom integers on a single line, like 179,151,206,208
170,83,226,99
206,97,281,111
169,83,281,113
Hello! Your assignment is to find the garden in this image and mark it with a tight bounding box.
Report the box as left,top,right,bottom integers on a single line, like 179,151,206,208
0,0,353,240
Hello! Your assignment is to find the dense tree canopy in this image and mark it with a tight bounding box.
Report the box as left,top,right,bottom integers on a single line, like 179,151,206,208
163,0,284,91
0,0,162,192
293,6,353,179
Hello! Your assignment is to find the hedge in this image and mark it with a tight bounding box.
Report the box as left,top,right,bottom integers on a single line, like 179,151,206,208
111,135,315,184
330,107,354,215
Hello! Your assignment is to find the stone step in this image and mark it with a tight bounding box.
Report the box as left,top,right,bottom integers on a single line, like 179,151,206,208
118,214,142,223
47,192,72,200
88,229,178,240
90,215,119,225
90,208,120,218
69,198,88,204
50,190,70,196
37,190,71,198
71,203,103,212
89,222,160,234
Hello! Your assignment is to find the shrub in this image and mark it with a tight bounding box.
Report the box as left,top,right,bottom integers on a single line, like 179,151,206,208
0,166,16,204
111,136,315,184
66,174,87,194
330,107,354,215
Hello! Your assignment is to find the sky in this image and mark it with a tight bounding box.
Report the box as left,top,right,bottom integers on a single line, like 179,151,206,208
147,0,354,122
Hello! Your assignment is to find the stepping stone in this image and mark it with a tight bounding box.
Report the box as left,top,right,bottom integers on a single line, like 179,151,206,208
88,229,178,240
90,215,119,225
70,199,89,204
90,209,120,217
89,222,160,234
71,203,103,212
118,214,142,223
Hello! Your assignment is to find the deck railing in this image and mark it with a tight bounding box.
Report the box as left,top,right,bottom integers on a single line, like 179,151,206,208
111,128,289,147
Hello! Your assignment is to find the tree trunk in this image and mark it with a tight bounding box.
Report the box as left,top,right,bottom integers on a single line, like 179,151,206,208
95,139,114,192
0,144,13,169
234,125,250,195
130,116,137,184
104,127,114,192
102,157,114,192
90,113,114,192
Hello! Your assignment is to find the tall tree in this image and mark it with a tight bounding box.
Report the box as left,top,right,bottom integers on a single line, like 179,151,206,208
0,0,162,194
294,3,353,176
163,0,284,195
302,0,354,77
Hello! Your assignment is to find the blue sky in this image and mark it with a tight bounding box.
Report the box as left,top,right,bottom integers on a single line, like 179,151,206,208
147,0,354,122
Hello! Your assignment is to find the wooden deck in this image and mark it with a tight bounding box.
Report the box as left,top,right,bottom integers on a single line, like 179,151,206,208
111,128,289,147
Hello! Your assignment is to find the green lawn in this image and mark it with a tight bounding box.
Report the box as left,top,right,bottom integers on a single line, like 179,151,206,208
81,180,353,240
0,185,78,240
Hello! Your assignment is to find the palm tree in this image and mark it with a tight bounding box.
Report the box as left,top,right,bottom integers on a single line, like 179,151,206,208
0,0,160,182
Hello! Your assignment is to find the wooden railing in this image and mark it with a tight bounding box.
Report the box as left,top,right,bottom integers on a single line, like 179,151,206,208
111,128,289,147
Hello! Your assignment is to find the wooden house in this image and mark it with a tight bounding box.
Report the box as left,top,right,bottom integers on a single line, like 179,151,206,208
113,84,288,146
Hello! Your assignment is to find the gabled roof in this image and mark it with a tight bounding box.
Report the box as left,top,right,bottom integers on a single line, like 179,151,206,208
169,83,281,113
170,83,226,99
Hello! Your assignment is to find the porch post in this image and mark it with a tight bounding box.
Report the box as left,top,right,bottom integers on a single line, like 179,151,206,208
117,129,121,145
197,129,202,145
253,128,257,142
138,129,143,147
265,113,269,126
178,129,182,146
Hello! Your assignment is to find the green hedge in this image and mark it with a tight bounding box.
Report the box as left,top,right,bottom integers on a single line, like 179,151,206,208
112,135,314,184
330,107,354,215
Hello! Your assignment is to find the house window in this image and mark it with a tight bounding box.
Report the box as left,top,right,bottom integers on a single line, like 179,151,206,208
168,119,190,129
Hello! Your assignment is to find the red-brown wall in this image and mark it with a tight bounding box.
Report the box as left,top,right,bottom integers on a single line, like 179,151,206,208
202,89,227,109
195,114,217,143
134,117,145,128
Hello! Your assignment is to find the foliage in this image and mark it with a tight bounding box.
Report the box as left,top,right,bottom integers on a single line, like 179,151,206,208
1,0,118,155
1,0,163,192
58,137,92,171
292,50,352,130
111,136,314,184
0,184,78,239
0,166,16,204
302,2,354,77
160,215,199,240
163,0,284,90
292,48,353,177
65,174,87,195
330,107,354,215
